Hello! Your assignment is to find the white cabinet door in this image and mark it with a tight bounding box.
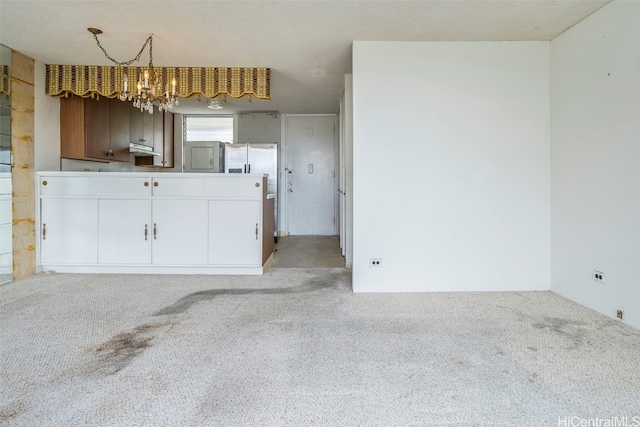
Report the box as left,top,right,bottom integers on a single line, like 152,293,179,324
152,199,208,265
209,200,261,266
98,199,150,264
40,198,98,265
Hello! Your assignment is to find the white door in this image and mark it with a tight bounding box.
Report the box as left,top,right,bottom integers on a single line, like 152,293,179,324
151,199,208,265
208,200,261,266
285,115,336,235
40,198,98,265
98,199,150,264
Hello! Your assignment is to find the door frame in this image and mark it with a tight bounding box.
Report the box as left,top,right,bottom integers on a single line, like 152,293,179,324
281,113,338,237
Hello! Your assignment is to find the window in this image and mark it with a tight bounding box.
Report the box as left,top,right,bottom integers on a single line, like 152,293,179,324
184,115,234,142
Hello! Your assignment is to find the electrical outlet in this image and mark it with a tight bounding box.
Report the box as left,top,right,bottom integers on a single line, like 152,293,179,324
592,270,606,284
616,310,624,320
369,258,383,267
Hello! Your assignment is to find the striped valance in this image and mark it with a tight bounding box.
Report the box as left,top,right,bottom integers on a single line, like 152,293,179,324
0,66,9,97
46,65,270,101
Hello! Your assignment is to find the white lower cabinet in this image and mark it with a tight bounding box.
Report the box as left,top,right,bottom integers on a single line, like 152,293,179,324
37,173,272,274
98,199,150,264
41,198,98,265
209,200,262,266
151,199,209,265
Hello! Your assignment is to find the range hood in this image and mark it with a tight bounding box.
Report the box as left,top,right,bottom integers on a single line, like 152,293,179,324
129,143,161,157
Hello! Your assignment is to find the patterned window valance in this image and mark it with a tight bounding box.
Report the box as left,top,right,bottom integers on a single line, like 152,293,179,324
45,65,270,101
0,66,10,97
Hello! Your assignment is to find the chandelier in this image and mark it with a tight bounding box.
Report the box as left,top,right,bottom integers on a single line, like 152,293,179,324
89,28,178,114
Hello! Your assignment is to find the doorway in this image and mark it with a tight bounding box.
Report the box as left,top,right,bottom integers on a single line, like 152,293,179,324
284,115,336,235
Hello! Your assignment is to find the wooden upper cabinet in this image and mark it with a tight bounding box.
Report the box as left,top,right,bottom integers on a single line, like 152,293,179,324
60,96,109,161
60,96,131,162
135,111,174,168
61,96,173,165
130,107,154,146
163,112,175,168
108,99,131,162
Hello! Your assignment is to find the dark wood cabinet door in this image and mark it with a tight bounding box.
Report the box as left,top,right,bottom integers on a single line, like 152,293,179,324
60,97,86,160
84,98,110,160
109,99,131,162
151,111,164,167
135,111,174,168
163,112,175,168
130,108,154,146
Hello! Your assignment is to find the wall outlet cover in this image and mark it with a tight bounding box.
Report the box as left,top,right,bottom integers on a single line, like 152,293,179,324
369,258,383,267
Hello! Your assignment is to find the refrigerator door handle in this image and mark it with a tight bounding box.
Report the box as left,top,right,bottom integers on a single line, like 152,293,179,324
244,164,247,173
248,164,251,173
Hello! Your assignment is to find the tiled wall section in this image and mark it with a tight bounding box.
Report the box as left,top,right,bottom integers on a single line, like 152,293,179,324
11,50,35,280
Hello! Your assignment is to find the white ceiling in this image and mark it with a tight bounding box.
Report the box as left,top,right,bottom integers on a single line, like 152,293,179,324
0,0,610,115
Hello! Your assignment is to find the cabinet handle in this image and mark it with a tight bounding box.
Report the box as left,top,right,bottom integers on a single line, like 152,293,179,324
144,182,149,187
144,224,148,241
255,223,259,240
43,223,46,240
42,180,48,186
153,223,157,240
153,182,159,187
107,149,114,158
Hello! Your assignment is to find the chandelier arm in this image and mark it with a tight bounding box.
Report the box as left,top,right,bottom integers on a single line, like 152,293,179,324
92,34,153,66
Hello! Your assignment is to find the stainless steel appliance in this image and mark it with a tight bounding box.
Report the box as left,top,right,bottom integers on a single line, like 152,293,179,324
225,142,278,239
183,141,225,173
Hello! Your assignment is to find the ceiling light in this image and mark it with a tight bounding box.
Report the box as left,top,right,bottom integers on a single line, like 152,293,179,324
207,99,224,110
89,28,178,114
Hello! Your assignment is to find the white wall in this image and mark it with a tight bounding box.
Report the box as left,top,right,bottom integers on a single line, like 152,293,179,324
344,74,353,267
550,0,640,329
352,41,550,292
34,61,60,171
237,112,281,144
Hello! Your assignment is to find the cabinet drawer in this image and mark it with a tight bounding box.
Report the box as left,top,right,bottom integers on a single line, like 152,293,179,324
93,177,152,197
204,176,264,199
151,178,205,197
39,176,94,196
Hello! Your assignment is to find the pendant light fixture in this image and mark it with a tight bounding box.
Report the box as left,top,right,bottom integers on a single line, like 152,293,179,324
88,28,178,113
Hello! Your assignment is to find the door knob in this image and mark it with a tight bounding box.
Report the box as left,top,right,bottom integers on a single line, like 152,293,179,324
288,188,293,193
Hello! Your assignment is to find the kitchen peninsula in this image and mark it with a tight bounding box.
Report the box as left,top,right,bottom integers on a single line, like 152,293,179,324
37,172,275,275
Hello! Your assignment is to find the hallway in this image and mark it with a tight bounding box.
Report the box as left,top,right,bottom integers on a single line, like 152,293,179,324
270,236,346,268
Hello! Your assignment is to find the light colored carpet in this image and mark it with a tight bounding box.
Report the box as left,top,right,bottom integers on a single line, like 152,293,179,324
1,269,639,426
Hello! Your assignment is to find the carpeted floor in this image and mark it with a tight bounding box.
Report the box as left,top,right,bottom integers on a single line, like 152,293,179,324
1,269,639,426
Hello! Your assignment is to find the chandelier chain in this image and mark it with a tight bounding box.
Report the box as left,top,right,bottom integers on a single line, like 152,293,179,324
92,33,153,66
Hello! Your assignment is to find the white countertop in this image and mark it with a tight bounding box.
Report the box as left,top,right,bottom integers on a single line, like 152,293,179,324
37,171,268,178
